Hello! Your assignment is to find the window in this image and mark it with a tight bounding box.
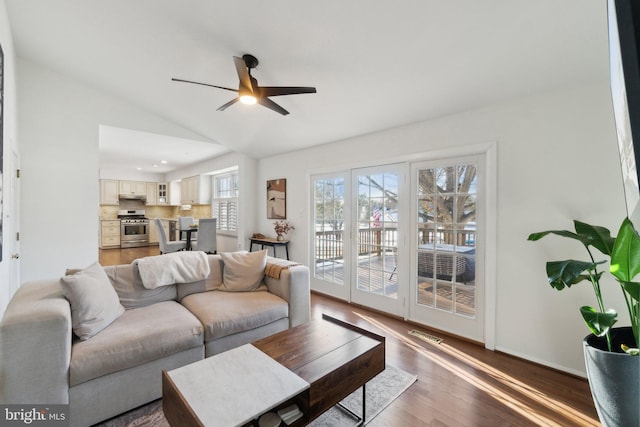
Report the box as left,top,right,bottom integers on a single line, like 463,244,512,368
212,173,238,235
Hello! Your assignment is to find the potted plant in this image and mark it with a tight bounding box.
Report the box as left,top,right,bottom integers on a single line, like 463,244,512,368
528,218,639,427
273,220,295,241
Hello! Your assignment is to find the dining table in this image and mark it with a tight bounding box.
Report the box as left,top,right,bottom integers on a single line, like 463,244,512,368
179,226,198,250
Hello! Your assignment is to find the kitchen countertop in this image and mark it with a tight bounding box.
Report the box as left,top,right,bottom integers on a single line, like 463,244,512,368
99,217,183,221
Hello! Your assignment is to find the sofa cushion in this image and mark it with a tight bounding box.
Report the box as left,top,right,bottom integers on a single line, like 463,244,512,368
60,262,125,340
102,263,177,309
220,250,268,292
177,254,224,300
69,301,203,387
180,290,288,342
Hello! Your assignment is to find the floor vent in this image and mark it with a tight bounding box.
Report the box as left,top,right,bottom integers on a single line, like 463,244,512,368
408,329,443,344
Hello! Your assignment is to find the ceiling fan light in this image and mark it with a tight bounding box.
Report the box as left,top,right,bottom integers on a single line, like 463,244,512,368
240,95,257,105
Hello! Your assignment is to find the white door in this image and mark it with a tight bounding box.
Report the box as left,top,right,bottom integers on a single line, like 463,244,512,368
9,150,20,295
350,164,405,316
310,173,351,300
410,155,485,341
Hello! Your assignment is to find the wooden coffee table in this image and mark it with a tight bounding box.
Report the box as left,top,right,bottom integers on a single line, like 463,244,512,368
162,314,385,426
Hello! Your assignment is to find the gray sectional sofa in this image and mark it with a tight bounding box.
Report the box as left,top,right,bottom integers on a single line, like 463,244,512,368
0,251,310,426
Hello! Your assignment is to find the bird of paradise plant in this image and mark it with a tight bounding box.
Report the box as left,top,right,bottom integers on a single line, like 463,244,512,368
528,218,640,354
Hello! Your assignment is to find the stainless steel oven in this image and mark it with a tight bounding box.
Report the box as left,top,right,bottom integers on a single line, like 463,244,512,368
118,210,150,248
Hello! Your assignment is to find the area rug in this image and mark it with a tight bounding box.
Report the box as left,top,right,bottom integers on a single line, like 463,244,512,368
308,364,417,426
97,365,417,427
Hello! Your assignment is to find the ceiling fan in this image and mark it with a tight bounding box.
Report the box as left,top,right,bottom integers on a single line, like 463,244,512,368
172,54,316,116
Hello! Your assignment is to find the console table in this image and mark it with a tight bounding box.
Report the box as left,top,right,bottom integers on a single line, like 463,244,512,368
249,237,290,260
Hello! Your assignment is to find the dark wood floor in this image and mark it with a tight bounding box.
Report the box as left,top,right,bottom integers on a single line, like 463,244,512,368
99,247,600,426
99,246,161,265
312,294,598,426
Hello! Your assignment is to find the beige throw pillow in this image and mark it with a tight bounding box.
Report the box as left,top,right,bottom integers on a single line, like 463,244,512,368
178,255,224,300
220,250,268,292
60,262,125,340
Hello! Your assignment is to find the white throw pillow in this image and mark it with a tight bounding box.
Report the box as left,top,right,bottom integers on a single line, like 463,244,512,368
220,250,268,292
60,262,125,340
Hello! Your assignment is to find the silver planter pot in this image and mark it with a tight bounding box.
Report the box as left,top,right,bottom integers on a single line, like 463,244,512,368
583,327,639,427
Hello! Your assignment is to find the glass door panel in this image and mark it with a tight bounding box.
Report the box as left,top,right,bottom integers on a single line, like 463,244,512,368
310,174,350,300
412,157,484,341
351,165,404,316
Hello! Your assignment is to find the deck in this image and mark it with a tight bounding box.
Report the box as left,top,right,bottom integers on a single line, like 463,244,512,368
315,252,476,317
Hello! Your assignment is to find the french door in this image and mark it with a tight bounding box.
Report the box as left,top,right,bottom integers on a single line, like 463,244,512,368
310,152,488,342
350,165,405,316
310,166,405,315
409,155,485,342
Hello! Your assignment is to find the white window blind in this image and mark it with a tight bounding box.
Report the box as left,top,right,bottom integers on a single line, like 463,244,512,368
213,199,238,231
213,173,238,235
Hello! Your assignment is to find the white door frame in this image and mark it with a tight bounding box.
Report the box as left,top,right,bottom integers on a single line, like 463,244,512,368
305,142,497,349
9,149,21,298
406,142,497,349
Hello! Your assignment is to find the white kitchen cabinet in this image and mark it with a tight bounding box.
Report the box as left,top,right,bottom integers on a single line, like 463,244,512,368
100,180,120,205
100,220,121,248
149,219,159,244
119,180,147,196
149,219,171,244
169,181,181,206
180,177,196,204
146,182,157,206
180,175,211,205
157,182,170,205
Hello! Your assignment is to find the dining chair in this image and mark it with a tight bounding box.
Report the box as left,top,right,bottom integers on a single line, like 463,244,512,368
153,219,187,254
192,218,217,254
178,216,195,241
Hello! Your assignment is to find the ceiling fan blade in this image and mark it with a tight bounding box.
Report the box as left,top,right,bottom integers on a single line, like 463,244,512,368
258,97,289,115
259,86,317,97
233,56,253,93
171,78,238,93
217,97,240,111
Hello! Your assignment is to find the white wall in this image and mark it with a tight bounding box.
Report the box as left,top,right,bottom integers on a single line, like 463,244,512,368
257,83,626,376
17,58,217,283
167,151,258,253
99,168,164,182
8,21,626,375
0,0,19,314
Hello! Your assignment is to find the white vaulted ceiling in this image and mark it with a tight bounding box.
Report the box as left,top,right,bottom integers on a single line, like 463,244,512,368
5,0,609,170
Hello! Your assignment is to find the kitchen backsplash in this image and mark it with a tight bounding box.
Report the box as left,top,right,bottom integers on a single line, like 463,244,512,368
100,204,211,220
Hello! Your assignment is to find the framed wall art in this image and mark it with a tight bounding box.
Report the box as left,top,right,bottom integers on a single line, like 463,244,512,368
267,179,286,219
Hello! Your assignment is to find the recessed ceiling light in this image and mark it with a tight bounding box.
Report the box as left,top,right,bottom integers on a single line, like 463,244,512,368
152,164,159,168
136,167,142,171
160,160,168,164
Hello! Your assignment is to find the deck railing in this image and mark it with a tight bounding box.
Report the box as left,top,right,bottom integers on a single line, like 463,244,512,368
418,226,475,246
314,226,475,261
